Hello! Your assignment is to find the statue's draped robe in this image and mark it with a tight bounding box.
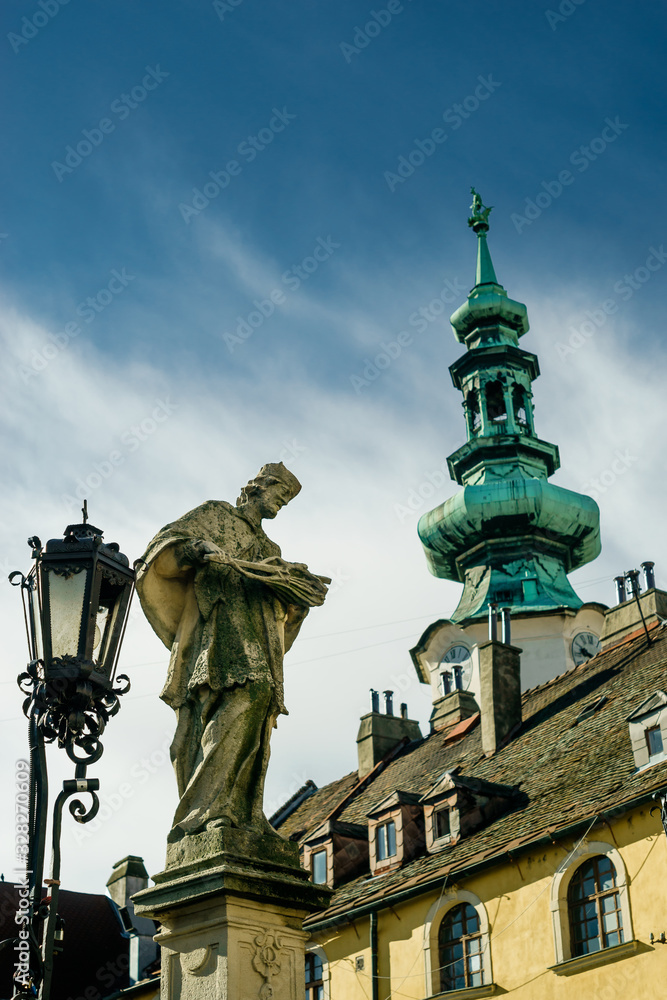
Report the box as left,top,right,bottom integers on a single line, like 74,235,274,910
136,500,306,839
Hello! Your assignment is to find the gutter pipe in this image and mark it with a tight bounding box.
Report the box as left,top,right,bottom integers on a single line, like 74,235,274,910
370,910,379,1000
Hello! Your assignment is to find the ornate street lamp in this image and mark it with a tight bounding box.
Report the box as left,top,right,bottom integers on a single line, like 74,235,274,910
6,504,135,1000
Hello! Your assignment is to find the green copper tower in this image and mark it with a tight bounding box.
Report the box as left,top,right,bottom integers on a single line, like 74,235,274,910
418,190,601,622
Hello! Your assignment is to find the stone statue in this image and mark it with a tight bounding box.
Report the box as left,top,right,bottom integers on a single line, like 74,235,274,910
136,463,329,845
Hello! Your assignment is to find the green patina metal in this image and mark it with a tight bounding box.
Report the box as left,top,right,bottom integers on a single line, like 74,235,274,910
418,190,601,622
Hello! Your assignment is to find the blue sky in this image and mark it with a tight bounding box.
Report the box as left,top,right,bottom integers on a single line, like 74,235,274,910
2,0,667,892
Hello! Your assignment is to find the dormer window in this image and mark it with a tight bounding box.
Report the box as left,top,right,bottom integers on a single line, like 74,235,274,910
434,807,451,841
647,726,664,758
311,849,328,884
367,791,424,876
301,819,368,887
376,820,397,862
421,769,521,854
627,690,667,770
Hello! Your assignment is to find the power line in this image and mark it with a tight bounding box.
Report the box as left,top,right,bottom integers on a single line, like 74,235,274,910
287,632,421,667
296,612,446,641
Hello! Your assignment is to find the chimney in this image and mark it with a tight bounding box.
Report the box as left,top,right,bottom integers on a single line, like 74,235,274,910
642,561,656,590
602,566,667,649
356,693,422,777
106,855,149,907
488,603,498,641
430,644,482,733
479,628,522,755
107,857,158,985
614,575,627,604
500,606,511,645
625,568,641,598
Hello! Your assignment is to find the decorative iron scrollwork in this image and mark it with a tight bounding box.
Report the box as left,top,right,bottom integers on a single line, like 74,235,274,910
48,564,85,578
101,567,130,587
68,791,100,825
17,658,130,754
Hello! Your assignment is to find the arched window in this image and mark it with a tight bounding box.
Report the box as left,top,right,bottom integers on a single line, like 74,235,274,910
305,952,324,999
550,841,633,966
568,855,624,955
466,390,481,433
485,380,506,423
512,385,528,427
438,902,484,991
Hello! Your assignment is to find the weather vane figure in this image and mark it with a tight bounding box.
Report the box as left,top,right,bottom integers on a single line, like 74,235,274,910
468,187,493,232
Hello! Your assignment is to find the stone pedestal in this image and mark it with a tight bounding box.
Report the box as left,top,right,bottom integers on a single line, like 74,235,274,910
132,827,330,999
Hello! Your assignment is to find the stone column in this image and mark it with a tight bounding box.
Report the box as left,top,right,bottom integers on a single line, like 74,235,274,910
132,827,330,999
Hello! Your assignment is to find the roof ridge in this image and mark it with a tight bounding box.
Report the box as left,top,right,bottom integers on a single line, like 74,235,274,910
317,737,413,829
269,779,318,828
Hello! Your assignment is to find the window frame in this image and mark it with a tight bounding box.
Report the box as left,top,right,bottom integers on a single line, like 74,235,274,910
627,690,667,770
311,848,328,885
550,841,633,967
423,793,459,854
434,806,451,842
302,840,332,888
424,890,492,996
305,947,329,1000
368,804,405,875
438,901,484,992
376,819,397,862
646,724,664,758
567,855,624,955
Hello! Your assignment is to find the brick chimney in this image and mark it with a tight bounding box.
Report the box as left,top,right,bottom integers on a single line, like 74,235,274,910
479,639,522,755
356,690,422,777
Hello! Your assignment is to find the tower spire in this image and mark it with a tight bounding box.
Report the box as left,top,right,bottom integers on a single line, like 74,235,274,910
417,192,601,624
468,187,498,286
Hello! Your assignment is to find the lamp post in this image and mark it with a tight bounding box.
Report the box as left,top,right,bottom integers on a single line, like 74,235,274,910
7,505,135,1000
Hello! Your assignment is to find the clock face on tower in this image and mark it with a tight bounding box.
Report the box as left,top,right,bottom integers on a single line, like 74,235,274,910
440,645,473,692
571,631,601,666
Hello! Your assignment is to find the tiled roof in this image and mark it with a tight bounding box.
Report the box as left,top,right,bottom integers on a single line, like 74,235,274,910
0,883,129,999
276,624,667,926
277,770,360,839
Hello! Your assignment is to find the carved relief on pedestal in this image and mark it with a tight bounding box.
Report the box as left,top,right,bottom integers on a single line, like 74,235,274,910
252,930,284,998
162,945,220,1000
181,944,218,977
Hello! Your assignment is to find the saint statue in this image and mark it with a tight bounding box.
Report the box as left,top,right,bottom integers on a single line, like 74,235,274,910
136,463,328,844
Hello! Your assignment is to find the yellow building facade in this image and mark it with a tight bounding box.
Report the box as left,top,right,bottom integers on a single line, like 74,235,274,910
276,594,667,1000
309,806,666,998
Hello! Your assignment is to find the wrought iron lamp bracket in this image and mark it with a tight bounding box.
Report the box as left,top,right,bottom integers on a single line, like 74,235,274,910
18,658,130,756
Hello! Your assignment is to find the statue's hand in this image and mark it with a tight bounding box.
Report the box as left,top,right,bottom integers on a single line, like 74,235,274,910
183,539,227,565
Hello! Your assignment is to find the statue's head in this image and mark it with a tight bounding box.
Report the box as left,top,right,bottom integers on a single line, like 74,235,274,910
237,462,302,519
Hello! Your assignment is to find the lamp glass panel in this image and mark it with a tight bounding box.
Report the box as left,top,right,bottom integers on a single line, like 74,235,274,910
29,579,43,661
93,604,110,657
47,568,87,659
94,578,127,676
